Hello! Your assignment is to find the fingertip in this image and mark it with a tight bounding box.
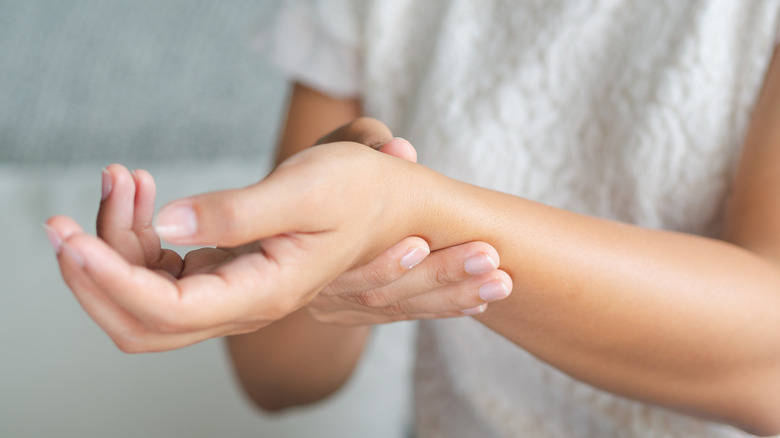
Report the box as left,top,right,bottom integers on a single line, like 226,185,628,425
400,246,430,270
475,269,513,303
154,202,198,242
396,236,430,269
44,223,62,254
131,168,154,184
464,252,498,275
46,215,84,239
379,138,417,162
460,304,488,316
102,164,136,201
101,167,113,200
498,269,514,296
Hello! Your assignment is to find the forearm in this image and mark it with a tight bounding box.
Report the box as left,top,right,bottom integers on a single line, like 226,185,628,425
415,170,780,432
227,309,370,411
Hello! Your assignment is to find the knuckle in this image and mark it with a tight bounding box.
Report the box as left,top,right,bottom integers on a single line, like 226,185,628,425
431,262,453,285
351,288,392,308
380,300,410,316
361,265,400,288
213,197,245,241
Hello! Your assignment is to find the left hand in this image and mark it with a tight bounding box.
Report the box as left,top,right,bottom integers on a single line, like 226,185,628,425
47,140,510,352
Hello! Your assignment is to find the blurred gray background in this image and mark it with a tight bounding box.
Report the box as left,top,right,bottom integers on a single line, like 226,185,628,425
0,1,414,437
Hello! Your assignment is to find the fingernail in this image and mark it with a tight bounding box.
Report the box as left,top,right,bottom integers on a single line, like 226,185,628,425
155,204,198,240
478,280,510,302
44,224,62,254
400,247,429,269
465,253,497,275
461,304,487,315
101,168,112,200
61,242,85,267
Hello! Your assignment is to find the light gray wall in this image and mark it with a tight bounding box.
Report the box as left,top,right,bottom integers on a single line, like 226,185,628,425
0,0,285,164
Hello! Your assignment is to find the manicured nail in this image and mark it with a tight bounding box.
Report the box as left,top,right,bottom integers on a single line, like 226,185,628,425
154,204,198,240
461,304,487,315
44,224,62,254
465,253,497,275
400,247,429,269
478,280,510,302
61,242,85,267
101,168,112,200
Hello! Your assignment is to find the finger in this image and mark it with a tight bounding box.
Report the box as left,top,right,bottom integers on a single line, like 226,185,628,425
60,237,248,352
131,169,156,228
49,218,242,352
314,117,393,149
309,267,513,326
152,143,371,246
131,169,182,274
378,138,417,162
96,164,151,265
380,269,513,316
343,241,501,308
96,164,136,238
315,117,417,162
47,214,86,241
324,236,430,295
49,224,179,351
67,229,347,333
308,305,483,326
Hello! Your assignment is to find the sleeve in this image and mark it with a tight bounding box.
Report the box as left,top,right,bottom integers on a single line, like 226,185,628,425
253,0,363,99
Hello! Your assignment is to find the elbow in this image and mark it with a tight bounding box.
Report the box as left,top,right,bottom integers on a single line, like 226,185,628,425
246,392,298,414
240,383,340,414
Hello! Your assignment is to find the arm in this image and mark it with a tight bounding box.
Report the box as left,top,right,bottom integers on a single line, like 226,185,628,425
403,51,780,433
227,85,508,409
159,53,780,433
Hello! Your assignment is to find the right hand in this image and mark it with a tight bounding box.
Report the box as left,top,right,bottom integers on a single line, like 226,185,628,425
303,118,512,325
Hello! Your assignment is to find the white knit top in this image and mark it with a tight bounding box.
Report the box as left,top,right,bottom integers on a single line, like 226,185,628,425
258,1,780,436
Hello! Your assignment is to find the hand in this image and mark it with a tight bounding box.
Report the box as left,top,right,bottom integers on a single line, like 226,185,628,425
46,121,511,353
300,118,513,325
48,142,417,353
46,165,284,352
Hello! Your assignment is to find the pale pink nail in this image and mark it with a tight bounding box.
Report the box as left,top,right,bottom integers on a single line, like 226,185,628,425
101,168,112,200
154,204,198,240
465,253,497,275
61,242,85,267
400,247,429,269
479,280,510,302
461,304,487,315
44,224,62,254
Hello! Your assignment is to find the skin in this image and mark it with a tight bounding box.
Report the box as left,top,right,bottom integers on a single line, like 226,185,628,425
47,84,508,409
46,48,780,435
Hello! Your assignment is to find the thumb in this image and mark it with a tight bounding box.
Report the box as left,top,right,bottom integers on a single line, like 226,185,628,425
316,117,418,163
378,138,417,163
153,177,314,247
315,117,393,148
